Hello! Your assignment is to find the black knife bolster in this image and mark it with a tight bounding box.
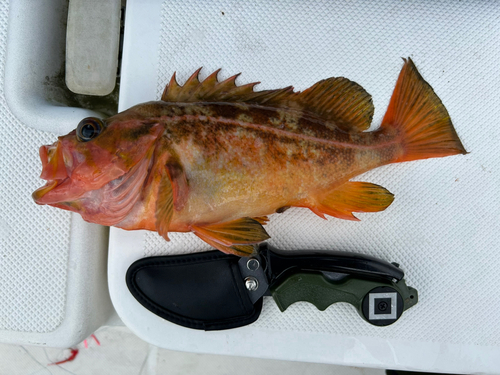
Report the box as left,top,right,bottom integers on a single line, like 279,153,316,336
126,252,263,331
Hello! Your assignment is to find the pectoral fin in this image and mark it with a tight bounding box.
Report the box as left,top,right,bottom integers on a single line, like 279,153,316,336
252,216,269,225
194,232,256,256
166,159,189,211
155,175,174,240
155,159,189,240
312,181,394,221
192,217,270,256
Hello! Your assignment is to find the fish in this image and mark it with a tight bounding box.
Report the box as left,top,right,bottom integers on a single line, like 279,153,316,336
32,59,467,256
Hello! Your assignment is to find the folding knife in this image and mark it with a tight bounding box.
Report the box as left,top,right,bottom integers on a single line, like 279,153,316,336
126,243,418,330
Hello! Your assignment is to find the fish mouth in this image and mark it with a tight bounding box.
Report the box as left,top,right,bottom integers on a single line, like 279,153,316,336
39,143,71,180
32,178,69,204
32,141,73,205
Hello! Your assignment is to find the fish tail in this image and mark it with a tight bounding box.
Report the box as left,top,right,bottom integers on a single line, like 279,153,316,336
381,58,467,162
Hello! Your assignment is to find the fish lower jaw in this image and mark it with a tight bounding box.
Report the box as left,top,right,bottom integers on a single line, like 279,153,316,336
32,178,68,204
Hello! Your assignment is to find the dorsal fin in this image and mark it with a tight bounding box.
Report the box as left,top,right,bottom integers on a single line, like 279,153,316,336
161,69,374,132
296,78,374,132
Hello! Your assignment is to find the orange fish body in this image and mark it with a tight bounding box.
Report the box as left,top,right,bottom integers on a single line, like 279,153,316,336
33,59,466,255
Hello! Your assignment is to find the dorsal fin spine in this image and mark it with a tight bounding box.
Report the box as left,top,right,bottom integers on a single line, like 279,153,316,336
161,68,375,132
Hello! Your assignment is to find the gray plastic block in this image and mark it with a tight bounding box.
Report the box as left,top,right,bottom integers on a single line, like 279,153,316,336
66,0,121,96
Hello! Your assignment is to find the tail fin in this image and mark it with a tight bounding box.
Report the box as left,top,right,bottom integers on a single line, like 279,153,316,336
382,58,467,162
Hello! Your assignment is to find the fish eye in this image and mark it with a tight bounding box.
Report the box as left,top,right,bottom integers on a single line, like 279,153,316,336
76,117,104,142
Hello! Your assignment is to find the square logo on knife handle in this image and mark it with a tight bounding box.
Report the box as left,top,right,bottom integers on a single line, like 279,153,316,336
368,292,398,320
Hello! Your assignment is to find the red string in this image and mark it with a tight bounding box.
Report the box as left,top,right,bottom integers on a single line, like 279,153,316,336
91,334,101,346
48,348,79,366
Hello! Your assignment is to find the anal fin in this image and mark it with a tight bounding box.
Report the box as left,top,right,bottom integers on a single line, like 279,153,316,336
313,181,394,221
192,217,270,256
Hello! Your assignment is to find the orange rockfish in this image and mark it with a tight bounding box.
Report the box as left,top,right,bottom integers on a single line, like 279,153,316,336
33,59,466,256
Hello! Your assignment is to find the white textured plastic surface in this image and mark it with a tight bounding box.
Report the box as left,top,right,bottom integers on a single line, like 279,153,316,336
1,0,113,347
110,0,500,372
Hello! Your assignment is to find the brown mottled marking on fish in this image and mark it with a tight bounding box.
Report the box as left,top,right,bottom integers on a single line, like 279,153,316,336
278,108,300,131
126,121,159,141
203,102,242,120
237,113,254,123
180,113,358,169
161,102,367,148
207,103,280,127
164,113,366,178
182,104,215,117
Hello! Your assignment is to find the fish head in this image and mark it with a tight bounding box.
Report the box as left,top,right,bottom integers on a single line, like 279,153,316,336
32,112,163,224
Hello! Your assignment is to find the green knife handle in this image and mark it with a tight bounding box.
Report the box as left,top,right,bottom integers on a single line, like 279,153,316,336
271,272,418,326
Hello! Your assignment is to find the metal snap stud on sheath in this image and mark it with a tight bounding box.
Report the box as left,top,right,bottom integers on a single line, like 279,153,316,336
247,258,260,271
244,277,259,291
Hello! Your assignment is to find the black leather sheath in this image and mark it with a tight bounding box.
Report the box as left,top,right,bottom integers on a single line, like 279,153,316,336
126,251,263,331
